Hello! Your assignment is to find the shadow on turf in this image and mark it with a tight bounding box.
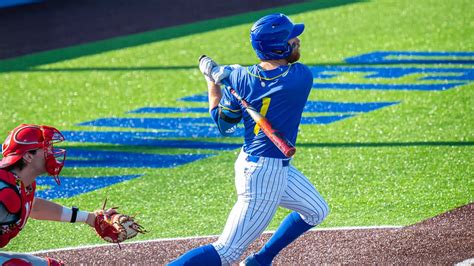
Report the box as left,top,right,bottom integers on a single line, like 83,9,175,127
0,0,366,72
1,62,346,72
299,141,474,148
9,56,473,72
2,61,420,73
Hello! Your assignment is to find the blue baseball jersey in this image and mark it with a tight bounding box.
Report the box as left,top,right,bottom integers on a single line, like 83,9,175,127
212,63,313,158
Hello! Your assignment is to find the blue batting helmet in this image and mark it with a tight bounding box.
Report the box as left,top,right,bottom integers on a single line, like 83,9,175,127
250,13,304,60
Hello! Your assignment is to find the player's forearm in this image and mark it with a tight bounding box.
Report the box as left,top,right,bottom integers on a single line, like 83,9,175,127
30,198,94,225
207,81,222,111
30,198,63,221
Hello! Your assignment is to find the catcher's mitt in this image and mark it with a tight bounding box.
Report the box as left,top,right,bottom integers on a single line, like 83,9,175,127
93,199,146,244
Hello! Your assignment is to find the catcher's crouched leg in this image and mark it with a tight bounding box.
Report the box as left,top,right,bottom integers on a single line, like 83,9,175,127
0,252,64,266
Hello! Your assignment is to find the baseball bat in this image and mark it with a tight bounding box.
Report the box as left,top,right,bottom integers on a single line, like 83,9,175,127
198,55,296,157
224,82,296,158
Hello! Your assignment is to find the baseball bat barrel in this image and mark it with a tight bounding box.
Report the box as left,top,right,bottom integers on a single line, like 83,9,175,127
223,82,296,158
244,107,296,157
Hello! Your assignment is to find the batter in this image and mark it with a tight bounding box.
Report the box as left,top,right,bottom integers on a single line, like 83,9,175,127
169,13,329,266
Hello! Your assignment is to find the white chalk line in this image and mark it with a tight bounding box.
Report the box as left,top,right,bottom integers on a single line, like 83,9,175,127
29,225,402,255
455,258,474,266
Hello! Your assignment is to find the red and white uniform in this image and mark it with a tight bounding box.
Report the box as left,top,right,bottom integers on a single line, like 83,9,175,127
0,124,65,266
0,169,36,248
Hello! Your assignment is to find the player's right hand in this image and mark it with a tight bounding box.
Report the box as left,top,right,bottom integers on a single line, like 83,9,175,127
199,55,219,83
199,55,238,85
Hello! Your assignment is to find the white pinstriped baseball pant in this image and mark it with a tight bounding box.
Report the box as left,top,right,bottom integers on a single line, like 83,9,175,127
212,150,329,264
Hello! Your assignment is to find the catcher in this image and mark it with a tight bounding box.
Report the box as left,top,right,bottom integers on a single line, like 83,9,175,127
0,124,145,265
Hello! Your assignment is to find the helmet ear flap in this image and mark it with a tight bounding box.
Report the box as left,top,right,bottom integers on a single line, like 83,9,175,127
257,41,292,60
277,42,292,55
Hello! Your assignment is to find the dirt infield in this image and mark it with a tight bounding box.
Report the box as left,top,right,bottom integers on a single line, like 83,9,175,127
35,203,473,264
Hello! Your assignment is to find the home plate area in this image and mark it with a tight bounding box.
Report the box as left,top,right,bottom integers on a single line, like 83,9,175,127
34,203,473,264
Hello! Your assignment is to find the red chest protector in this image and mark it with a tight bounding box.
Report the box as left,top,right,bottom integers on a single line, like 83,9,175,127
0,169,36,248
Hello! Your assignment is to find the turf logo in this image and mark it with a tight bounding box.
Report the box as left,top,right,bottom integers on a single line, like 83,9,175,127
46,51,473,199
36,175,142,200
312,51,473,91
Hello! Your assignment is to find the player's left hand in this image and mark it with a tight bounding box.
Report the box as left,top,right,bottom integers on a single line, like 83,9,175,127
199,55,219,83
93,211,146,244
199,55,240,85
89,198,146,244
86,207,117,227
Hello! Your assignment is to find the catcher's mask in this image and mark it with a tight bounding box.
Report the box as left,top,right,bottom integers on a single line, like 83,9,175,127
250,13,304,60
0,124,66,185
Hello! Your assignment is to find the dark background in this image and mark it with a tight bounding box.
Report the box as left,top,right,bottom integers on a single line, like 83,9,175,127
0,0,306,59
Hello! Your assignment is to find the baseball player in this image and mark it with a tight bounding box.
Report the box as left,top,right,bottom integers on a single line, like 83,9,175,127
0,124,117,265
169,13,329,265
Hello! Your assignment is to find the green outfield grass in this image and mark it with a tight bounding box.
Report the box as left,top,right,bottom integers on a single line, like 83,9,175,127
0,0,472,252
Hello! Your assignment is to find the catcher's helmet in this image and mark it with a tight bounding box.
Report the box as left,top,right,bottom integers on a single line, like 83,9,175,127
0,124,66,185
250,13,304,60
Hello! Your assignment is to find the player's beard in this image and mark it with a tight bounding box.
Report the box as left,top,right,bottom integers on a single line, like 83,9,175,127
286,45,301,63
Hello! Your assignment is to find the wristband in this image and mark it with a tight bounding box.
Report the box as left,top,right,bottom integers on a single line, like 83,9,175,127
70,206,79,223
60,206,90,223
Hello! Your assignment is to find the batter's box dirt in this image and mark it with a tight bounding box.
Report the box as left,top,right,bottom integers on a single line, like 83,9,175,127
36,203,473,264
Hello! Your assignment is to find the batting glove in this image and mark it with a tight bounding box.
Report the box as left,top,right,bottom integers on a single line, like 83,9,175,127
199,56,241,85
199,56,218,83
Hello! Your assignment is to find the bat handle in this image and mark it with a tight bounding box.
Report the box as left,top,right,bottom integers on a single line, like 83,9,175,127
220,78,231,88
221,79,245,103
198,55,207,62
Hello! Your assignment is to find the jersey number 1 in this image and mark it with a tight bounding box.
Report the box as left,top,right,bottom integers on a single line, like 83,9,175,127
253,97,271,135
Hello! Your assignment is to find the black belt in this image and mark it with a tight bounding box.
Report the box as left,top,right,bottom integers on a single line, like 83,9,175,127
246,155,290,167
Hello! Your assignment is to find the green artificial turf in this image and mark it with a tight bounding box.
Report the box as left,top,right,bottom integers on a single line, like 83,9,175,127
0,0,472,252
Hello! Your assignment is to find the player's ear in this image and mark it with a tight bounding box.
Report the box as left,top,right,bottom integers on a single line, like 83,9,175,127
22,151,34,164
289,38,299,48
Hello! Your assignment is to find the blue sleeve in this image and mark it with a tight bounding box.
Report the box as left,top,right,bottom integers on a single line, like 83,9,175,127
223,68,244,108
209,80,243,136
